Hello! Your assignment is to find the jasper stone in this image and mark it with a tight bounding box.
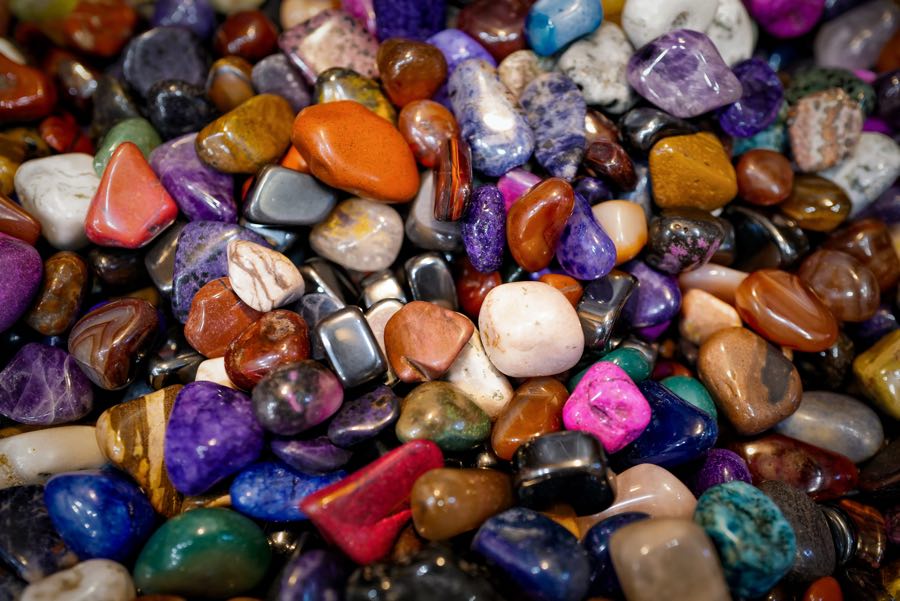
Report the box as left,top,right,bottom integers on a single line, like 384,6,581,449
396,381,490,451
164,382,263,495
224,310,311,390
788,88,863,172
134,508,270,598
649,132,737,211
25,252,88,336
717,58,783,138
226,240,304,313
411,468,513,540
519,73,586,181
146,81,216,141
310,199,404,272
384,301,473,383
184,278,262,358
252,361,342,436
798,249,880,322
0,344,92,426
0,235,41,332
230,461,344,522
123,27,209,98
698,327,802,436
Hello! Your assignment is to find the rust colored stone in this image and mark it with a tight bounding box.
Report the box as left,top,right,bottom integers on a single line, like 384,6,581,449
506,178,575,272
25,251,88,336
224,310,310,390
383,301,474,383
491,377,568,460
185,277,264,359
736,149,793,206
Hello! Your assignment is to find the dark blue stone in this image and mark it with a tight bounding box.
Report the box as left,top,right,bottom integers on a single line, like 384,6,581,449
472,507,590,601
717,58,784,138
573,177,613,204
373,0,446,41
614,379,718,469
273,549,352,601
270,436,353,474
327,385,400,447
229,461,345,522
44,470,157,563
582,512,650,597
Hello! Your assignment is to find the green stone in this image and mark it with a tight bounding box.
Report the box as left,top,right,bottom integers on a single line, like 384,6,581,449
662,375,717,418
93,117,162,176
133,508,271,598
11,0,78,21
396,381,490,452
602,347,651,382
785,67,875,114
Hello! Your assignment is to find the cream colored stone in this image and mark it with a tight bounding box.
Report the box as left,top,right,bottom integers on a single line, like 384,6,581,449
0,426,105,489
445,325,514,419
194,357,237,389
21,560,136,601
311,198,404,272
592,200,648,264
227,239,304,312
678,263,749,304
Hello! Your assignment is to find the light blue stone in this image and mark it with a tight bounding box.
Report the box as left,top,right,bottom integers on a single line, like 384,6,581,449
229,461,345,522
694,481,797,599
525,0,603,56
449,59,535,177
732,122,787,156
520,72,586,181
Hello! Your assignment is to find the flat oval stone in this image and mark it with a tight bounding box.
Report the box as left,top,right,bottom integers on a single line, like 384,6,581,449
164,382,263,495
376,39,446,108
649,132,738,211
506,178,575,272
558,22,636,115
146,80,216,141
520,73,585,181
688,448,752,496
230,461,344,522
825,217,900,291
694,481,797,598
492,377,567,461
736,149,794,206
327,385,399,447
396,381,490,451
123,27,208,98
251,361,342,436
226,240,304,313
24,251,88,336
134,508,270,598
270,436,352,475
0,426,105,490
44,471,156,562
279,9,378,84
411,468,513,540
479,282,584,378
780,175,851,232
214,10,277,61
310,199,403,272
460,185,505,273
196,94,294,174
224,310,311,390
555,194,617,280
19,559,135,601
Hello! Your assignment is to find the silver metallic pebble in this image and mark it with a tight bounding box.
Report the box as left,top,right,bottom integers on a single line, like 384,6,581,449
243,165,336,226
577,271,637,351
360,270,407,309
405,252,457,310
144,221,186,297
299,257,357,305
316,306,387,388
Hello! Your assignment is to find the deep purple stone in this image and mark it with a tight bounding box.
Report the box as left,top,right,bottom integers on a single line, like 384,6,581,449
555,194,617,281
374,0,446,41
620,260,682,328
520,73,586,181
461,185,506,273
626,29,743,119
427,29,496,73
688,448,753,496
574,177,613,205
151,0,216,40
717,58,784,138
634,319,671,341
272,549,352,601
270,437,353,475
327,385,400,447
857,184,900,223
171,221,269,322
0,234,41,333
848,304,898,347
0,344,93,425
149,133,236,223
251,54,312,113
745,0,825,38
163,381,264,496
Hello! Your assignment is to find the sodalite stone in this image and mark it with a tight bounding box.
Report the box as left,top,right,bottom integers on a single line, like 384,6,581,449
461,185,505,273
449,59,534,177
373,0,445,41
519,73,586,181
149,133,236,223
164,381,264,495
627,29,743,119
473,508,591,601
556,194,617,281
525,0,604,56
230,461,345,522
44,470,156,562
717,58,783,138
0,344,93,426
694,481,797,598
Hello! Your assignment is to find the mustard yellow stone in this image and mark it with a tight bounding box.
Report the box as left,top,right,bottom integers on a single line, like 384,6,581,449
853,329,900,419
649,132,738,210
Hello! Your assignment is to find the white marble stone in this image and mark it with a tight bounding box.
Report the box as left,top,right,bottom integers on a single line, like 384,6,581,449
194,357,237,389
311,198,404,271
622,0,720,48
21,560,136,601
557,22,636,114
705,0,756,66
818,132,900,217
14,153,100,250
498,50,549,99
226,239,304,312
445,325,514,419
0,426,105,489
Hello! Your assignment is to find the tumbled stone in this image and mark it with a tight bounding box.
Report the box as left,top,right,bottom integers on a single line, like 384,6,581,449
25,252,88,336
0,193,40,245
398,100,459,168
0,235,40,333
788,88,863,173
122,27,209,98
556,194,617,281
679,289,742,346
251,54,311,113
519,73,585,181
718,58,783,138
444,325,513,419
736,149,794,206
411,468,512,540
0,57,56,124
0,426,105,490
621,261,682,328
310,199,403,272
824,218,900,290
558,22,636,114
818,131,900,217
279,9,378,84
226,240,304,313
496,49,547,98
591,201,648,264
205,57,255,114
270,436,352,475
706,0,756,66
384,301,473,383
492,378,567,461
93,117,161,177
507,178,575,272
687,448,751,497
146,81,216,141
780,174,851,232
251,361,342,436
230,460,344,521
184,278,262,359
377,39,447,108
214,9,277,61
224,310,310,390
649,132,737,210
396,382,489,451
644,208,726,274
798,249,880,322
853,329,900,419
314,67,396,122
19,559,135,601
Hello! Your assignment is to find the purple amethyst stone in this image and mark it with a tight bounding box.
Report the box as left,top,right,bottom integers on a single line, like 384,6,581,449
327,385,400,447
270,437,353,475
374,0,446,41
163,381,264,495
0,344,93,425
461,185,506,273
555,194,617,280
620,260,682,327
688,448,753,496
151,0,216,40
717,58,784,138
0,234,42,333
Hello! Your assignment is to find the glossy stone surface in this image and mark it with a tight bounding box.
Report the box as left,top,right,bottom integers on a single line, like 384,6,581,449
520,73,585,181
591,200,647,265
0,57,56,124
798,249,879,322
310,198,403,273
648,132,737,211
694,481,796,598
225,240,304,313
133,508,270,598
377,39,447,108
396,381,490,451
122,27,208,98
852,329,900,419
576,271,636,351
93,118,161,177
164,382,263,495
688,448,752,497
780,175,851,232
314,67,395,122
251,361,342,436
698,327,802,435
19,559,135,601
678,288,742,347
230,461,344,522
459,185,503,273
717,58,783,138
490,378,566,461
586,463,697,529
788,88,863,173
214,10,278,62
524,0,603,57
68,298,159,390
207,58,258,115
0,193,39,245
251,54,311,113
726,205,809,271
411,468,512,540
457,0,530,61
645,209,725,275
745,0,824,38
279,9,378,84
224,310,310,390
506,178,574,272
621,260,681,328
326,386,398,447
25,251,88,336
736,149,794,206
184,278,262,359
382,301,471,383
406,173,463,251
815,0,898,69
824,218,900,291
0,243,49,322
582,512,650,597
146,81,216,141
398,100,459,168
556,194,617,281
558,22,635,115
272,548,350,601
794,332,855,390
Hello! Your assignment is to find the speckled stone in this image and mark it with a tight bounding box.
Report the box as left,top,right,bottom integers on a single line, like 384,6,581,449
717,58,783,138
519,73,586,181
557,22,636,115
788,88,863,172
229,461,345,521
327,386,399,447
372,0,445,41
122,27,209,98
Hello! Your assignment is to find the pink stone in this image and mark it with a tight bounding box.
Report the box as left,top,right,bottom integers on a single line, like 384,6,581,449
562,362,651,453
498,168,541,212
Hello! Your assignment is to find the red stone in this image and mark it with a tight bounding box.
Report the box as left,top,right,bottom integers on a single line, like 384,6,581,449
214,10,279,63
0,55,57,123
39,113,93,154
85,142,179,249
185,277,263,358
456,258,501,320
0,193,40,245
299,440,444,564
457,0,534,62
62,0,137,57
224,309,310,390
433,135,472,222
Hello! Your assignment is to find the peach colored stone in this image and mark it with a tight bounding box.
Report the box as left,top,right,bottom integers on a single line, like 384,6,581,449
679,288,743,346
591,200,648,264
678,263,749,305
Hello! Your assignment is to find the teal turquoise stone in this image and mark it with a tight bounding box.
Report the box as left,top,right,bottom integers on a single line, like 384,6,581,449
133,508,271,598
732,122,786,156
693,481,797,599
661,375,717,418
524,0,603,57
785,67,876,114
93,117,162,175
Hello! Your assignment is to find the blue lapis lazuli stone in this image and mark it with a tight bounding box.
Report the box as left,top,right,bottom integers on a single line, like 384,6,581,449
230,461,345,522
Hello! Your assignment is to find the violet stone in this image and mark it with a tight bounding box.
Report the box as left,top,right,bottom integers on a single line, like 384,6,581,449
0,344,93,426
626,29,743,119
373,0,446,41
297,293,344,360
171,221,269,322
272,549,352,601
519,73,586,181
251,361,344,436
745,0,825,39
556,194,617,281
620,260,682,328
427,29,497,73
343,0,377,35
163,381,264,496
149,133,236,223
858,184,900,224
689,448,753,497
151,0,216,40
122,27,209,98
327,385,401,447
498,169,541,212
0,234,41,333
251,54,312,113
717,58,784,138
270,437,353,475
574,177,613,204
461,185,506,273
634,319,671,342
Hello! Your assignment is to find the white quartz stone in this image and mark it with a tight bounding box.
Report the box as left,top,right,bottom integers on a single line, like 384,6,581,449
227,239,305,312
445,325,514,419
194,357,237,389
557,22,636,114
21,560,136,601
818,132,900,217
498,50,549,99
311,198,404,271
0,426,106,489
705,0,756,66
622,0,720,48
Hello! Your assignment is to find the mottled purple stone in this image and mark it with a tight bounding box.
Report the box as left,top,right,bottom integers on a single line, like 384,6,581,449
327,385,400,447
122,27,209,99
717,59,784,138
620,260,682,328
149,133,236,223
688,448,753,497
151,0,216,40
745,0,825,38
272,549,352,601
270,437,353,475
0,344,93,425
171,221,269,322
556,194,617,281
0,234,41,333
251,54,312,113
461,185,506,273
848,304,898,347
427,29,497,73
626,29,743,119
574,177,614,204
163,381,264,496
519,73,586,181
373,0,446,41
644,209,726,274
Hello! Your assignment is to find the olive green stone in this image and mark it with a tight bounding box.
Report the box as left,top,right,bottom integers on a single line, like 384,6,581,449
133,508,271,598
852,329,900,420
93,117,162,176
568,348,650,391
314,67,396,123
661,375,718,418
11,0,78,21
785,68,875,114
396,381,490,452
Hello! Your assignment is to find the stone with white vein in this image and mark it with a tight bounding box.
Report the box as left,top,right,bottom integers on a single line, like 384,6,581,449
0,426,105,490
818,132,900,217
557,22,636,114
445,324,514,419
194,357,237,389
498,50,550,99
226,239,305,312
21,560,136,601
706,0,756,66
622,0,720,48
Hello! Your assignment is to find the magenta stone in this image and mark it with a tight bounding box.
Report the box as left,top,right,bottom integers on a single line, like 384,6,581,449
498,169,541,212
745,0,825,39
0,234,42,333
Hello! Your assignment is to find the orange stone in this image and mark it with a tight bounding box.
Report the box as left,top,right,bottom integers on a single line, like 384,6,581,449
185,278,264,358
383,301,474,383
506,178,575,272
679,288,742,346
398,99,459,168
291,100,420,203
804,576,843,601
491,377,568,460
0,55,57,123
538,273,583,307
377,39,448,107
280,145,309,173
